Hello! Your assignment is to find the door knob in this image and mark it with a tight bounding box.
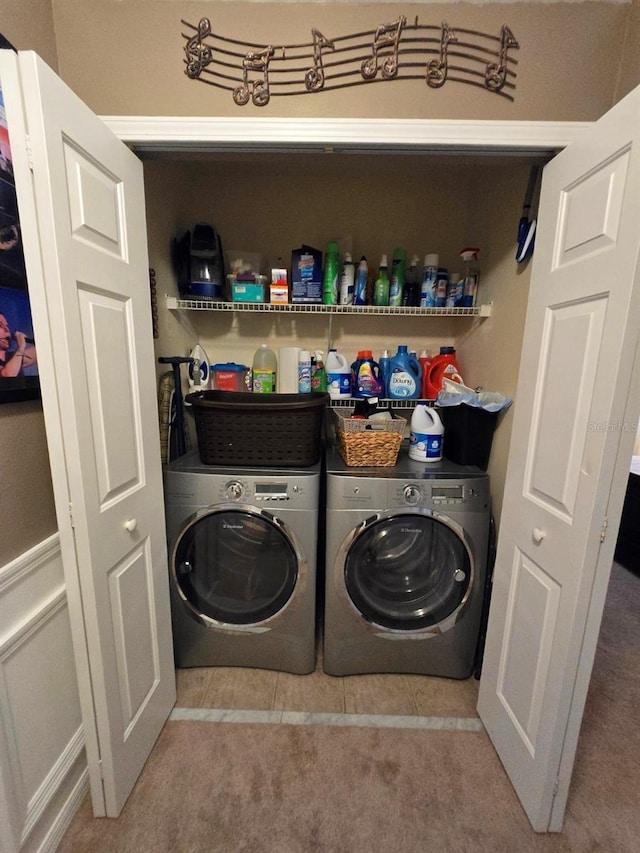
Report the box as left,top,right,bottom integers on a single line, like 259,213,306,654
532,527,546,544
124,518,138,532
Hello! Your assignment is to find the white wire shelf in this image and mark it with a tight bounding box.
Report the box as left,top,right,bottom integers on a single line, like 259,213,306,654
166,296,492,317
329,397,434,410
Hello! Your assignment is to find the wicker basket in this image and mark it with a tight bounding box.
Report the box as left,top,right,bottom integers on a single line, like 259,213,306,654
186,390,329,467
333,410,407,467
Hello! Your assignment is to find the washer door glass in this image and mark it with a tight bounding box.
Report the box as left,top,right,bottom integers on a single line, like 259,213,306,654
173,509,298,625
344,513,472,631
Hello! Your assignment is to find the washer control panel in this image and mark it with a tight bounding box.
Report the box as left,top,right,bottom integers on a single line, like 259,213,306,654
391,480,488,509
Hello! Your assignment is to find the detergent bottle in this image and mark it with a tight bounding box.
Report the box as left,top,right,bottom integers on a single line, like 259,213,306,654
425,346,464,400
418,349,432,398
378,348,391,397
409,405,444,463
326,348,351,399
351,350,383,398
387,345,421,400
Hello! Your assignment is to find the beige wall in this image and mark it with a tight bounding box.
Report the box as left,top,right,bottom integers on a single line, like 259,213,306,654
616,0,640,101
0,0,58,69
51,1,627,121
0,0,58,563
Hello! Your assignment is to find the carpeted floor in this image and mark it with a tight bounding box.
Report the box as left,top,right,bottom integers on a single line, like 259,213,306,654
57,562,640,852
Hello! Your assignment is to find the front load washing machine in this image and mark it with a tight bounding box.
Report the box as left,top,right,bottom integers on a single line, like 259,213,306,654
164,451,320,674
323,444,490,678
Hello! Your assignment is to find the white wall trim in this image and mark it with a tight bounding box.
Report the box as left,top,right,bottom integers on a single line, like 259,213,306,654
0,534,61,596
101,116,593,155
33,765,90,853
0,589,67,658
20,726,84,845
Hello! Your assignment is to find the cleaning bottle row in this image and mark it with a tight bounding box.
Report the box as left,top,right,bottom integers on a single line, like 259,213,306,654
323,245,480,308
327,345,464,401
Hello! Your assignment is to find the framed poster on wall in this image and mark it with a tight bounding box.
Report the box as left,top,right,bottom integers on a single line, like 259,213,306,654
0,75,40,403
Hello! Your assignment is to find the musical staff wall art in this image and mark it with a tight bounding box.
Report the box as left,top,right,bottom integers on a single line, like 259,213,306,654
182,16,519,108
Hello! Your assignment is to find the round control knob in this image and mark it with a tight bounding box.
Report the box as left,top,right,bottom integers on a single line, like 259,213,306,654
225,481,244,500
403,484,422,505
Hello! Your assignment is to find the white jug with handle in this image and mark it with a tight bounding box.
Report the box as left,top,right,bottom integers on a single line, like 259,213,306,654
409,404,444,462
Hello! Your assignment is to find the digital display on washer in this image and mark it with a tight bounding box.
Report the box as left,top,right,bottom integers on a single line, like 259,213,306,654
431,485,463,499
255,482,288,496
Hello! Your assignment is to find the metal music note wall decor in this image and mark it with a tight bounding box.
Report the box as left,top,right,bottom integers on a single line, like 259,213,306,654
182,17,519,108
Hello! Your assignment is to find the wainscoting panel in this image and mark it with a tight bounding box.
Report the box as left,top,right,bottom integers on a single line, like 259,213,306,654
0,535,88,852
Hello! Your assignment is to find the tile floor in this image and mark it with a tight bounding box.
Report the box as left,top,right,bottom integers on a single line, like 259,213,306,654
175,637,480,719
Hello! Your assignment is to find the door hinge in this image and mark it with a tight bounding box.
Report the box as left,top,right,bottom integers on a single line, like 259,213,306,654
552,777,560,799
25,133,34,171
68,502,75,529
600,516,608,544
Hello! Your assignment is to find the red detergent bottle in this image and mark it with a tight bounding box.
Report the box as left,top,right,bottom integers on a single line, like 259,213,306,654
425,346,464,400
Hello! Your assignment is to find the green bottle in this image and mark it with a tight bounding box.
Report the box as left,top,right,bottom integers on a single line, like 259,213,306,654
373,254,390,306
389,247,406,307
322,241,339,305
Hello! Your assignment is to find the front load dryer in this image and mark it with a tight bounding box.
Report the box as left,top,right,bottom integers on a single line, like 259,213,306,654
323,444,490,678
164,451,320,674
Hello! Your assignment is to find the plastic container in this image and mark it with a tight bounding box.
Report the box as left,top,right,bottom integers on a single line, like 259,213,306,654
373,255,390,306
351,350,384,398
460,248,480,307
403,254,421,307
354,256,368,305
311,351,328,392
389,248,406,307
326,348,352,399
435,268,449,308
409,404,444,463
378,348,391,397
438,404,498,470
420,254,439,308
323,241,339,305
211,362,251,392
186,390,330,467
339,252,355,305
298,349,312,393
446,273,463,308
252,344,277,394
418,350,432,398
425,346,464,400
387,345,421,400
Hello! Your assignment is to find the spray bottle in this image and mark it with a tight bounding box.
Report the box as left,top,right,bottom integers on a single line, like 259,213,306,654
323,241,339,305
373,255,390,306
339,252,355,305
354,256,369,305
403,254,421,307
311,351,328,392
460,248,480,307
389,247,406,307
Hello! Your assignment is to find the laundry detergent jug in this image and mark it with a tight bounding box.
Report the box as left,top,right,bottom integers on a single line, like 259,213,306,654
387,345,421,400
326,348,351,399
425,347,464,400
351,350,383,398
409,405,444,462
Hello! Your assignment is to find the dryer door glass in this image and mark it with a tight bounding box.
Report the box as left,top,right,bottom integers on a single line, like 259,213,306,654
173,509,298,624
344,514,472,631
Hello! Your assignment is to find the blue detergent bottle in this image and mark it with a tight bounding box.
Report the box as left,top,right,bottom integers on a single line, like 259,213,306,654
387,345,421,400
378,349,391,397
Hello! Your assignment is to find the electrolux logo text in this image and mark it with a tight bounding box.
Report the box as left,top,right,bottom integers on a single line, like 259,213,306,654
587,421,638,432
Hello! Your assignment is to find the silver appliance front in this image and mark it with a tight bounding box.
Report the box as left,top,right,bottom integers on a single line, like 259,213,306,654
323,444,490,678
164,451,319,674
